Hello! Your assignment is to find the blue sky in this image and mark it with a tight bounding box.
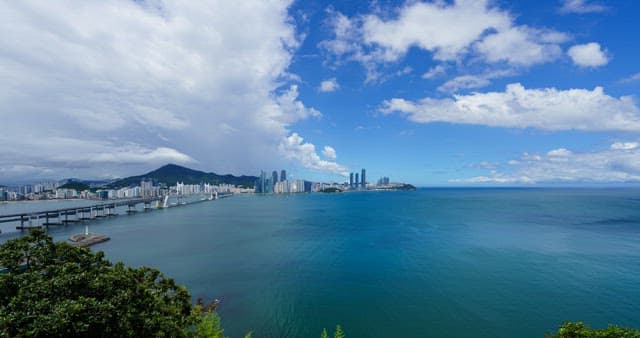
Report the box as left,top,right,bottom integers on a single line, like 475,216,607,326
1,0,640,186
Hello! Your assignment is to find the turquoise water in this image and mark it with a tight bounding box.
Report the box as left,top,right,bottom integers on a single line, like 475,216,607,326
2,189,640,337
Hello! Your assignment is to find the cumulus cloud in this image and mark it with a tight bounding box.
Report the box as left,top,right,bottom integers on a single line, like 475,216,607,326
0,1,342,182
320,0,569,80
279,133,348,176
451,142,640,184
322,146,337,160
475,26,568,66
380,83,640,132
319,78,340,92
559,0,607,14
568,42,610,67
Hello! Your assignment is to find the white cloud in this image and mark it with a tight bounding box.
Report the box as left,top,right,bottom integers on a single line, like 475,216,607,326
547,148,572,157
559,0,607,14
620,73,640,84
322,146,337,160
568,42,610,67
475,26,567,66
437,69,515,93
452,142,640,184
361,0,511,61
611,142,639,150
319,78,340,92
279,133,348,176
438,75,490,93
321,0,570,79
0,1,341,181
422,65,446,79
381,83,640,132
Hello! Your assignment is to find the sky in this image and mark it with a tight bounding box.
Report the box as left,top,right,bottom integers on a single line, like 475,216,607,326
1,0,640,186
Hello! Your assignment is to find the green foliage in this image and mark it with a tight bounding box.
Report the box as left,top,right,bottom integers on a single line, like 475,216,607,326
58,182,90,192
319,187,342,193
193,311,227,338
0,229,198,337
320,325,344,338
334,325,345,338
548,321,640,338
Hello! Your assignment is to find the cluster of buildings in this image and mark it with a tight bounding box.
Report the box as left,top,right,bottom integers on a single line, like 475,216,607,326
94,181,251,200
255,169,312,194
0,179,252,202
377,176,390,186
348,169,367,190
1,181,63,201
1,167,408,202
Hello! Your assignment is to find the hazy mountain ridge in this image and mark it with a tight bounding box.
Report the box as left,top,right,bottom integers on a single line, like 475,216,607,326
106,164,257,189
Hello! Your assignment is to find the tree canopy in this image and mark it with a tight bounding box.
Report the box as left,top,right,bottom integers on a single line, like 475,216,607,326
548,321,640,338
0,229,198,337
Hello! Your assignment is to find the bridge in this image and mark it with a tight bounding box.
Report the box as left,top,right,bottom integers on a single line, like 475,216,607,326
0,198,164,230
0,192,235,232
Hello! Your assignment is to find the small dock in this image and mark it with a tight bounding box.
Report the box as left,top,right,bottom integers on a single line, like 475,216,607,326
68,232,110,247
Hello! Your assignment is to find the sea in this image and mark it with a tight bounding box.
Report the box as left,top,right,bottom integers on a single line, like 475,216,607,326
1,188,639,337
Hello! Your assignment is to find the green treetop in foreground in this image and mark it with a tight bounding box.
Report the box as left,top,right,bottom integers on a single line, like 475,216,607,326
0,229,234,337
547,321,640,338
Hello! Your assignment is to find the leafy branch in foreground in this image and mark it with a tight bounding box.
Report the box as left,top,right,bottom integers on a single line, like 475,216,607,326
321,325,344,338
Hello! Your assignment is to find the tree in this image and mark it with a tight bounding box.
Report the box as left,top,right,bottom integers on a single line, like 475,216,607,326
0,229,198,337
547,321,640,338
334,325,345,338
321,328,329,338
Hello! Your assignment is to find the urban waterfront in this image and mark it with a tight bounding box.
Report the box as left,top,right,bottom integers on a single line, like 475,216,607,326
2,189,640,337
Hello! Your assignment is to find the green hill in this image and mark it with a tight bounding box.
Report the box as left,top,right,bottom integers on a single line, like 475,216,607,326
58,181,91,191
106,164,257,189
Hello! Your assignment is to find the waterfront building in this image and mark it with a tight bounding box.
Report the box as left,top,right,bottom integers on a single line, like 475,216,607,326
281,169,286,181
378,177,390,185
141,179,154,198
255,171,267,193
272,171,279,186
349,173,354,188
361,168,366,189
355,173,359,188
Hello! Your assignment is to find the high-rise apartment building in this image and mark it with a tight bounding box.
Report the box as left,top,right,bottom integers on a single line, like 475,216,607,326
361,169,366,189
280,170,286,181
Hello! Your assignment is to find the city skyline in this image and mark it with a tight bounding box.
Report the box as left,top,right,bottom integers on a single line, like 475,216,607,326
1,1,640,186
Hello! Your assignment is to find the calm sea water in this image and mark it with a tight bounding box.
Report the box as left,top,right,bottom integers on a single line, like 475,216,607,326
1,189,639,337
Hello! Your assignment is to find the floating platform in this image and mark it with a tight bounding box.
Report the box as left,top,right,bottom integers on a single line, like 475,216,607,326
68,233,110,247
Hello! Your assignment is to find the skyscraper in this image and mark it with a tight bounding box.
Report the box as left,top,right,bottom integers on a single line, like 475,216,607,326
361,168,366,189
272,170,278,186
255,170,267,193
355,173,359,187
349,173,354,187
280,169,286,181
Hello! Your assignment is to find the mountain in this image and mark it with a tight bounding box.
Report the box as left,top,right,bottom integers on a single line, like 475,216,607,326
106,164,257,189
